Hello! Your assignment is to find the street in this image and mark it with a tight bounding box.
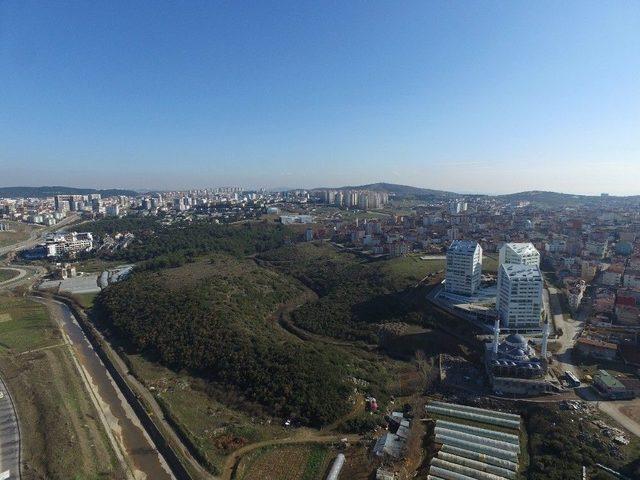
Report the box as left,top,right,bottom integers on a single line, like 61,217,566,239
544,283,585,377
0,376,20,480
544,281,640,439
0,213,80,257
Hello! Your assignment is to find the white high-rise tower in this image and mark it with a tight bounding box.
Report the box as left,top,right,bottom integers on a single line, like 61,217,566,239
445,240,483,296
497,263,543,331
497,243,542,328
498,242,540,267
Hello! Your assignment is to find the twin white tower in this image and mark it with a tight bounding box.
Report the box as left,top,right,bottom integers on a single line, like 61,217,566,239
496,242,543,331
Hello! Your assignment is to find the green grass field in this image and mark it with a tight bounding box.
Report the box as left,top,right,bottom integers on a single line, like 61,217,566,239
0,296,60,354
482,254,499,273
0,268,20,283
75,257,125,273
0,295,124,478
0,221,37,248
381,255,445,288
72,292,99,309
234,443,331,480
378,253,497,288
128,353,288,473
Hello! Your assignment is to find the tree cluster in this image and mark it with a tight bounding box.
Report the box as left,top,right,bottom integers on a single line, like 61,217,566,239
525,404,639,479
95,257,351,427
258,243,422,342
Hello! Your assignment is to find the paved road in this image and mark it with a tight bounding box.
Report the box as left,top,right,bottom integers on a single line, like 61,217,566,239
35,298,175,480
0,214,80,257
599,399,640,438
0,375,20,479
0,269,25,287
0,266,45,292
544,283,585,377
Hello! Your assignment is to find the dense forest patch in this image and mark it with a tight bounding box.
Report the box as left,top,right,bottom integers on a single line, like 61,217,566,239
85,218,291,269
258,243,425,342
95,255,352,426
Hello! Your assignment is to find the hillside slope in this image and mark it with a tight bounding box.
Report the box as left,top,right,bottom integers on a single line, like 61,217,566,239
314,182,457,198
94,255,351,426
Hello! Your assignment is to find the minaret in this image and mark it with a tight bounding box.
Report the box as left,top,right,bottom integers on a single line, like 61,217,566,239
541,321,549,359
493,317,500,355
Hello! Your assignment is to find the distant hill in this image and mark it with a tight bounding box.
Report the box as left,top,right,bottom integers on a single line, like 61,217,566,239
315,184,639,205
0,186,139,198
495,190,638,206
315,182,458,198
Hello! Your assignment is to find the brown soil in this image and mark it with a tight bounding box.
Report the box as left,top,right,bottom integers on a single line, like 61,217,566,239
1,345,124,479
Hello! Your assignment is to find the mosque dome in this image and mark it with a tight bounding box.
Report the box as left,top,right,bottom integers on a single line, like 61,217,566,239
504,334,528,347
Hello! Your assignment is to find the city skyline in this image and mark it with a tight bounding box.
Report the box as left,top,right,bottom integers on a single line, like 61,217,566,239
2,1,639,194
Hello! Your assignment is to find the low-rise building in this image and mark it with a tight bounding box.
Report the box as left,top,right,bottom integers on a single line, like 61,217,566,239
44,231,94,257
575,337,617,361
593,370,636,400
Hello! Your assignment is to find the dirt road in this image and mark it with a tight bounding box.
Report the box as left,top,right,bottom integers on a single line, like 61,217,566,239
221,432,360,480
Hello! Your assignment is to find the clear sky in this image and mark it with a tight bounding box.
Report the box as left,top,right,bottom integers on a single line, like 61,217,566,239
1,1,639,194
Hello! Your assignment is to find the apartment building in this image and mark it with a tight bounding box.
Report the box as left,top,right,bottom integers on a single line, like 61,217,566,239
445,240,483,296
497,264,543,330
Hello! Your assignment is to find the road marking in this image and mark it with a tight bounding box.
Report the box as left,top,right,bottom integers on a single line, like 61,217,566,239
0,469,10,479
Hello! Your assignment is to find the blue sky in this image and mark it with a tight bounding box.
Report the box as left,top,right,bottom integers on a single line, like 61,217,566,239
1,1,639,194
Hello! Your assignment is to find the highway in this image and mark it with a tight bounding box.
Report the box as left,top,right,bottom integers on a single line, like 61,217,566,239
0,268,25,287
0,216,174,479
0,266,45,293
0,214,80,257
0,376,20,480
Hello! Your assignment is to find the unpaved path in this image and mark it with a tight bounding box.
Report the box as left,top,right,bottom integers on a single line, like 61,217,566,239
221,432,360,480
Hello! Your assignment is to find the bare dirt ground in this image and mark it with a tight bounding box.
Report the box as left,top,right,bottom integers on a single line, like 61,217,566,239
0,294,125,479
620,402,640,424
1,338,124,479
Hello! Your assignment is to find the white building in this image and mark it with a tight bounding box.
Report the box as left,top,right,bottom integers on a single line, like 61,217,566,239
497,242,541,312
106,204,120,217
279,214,314,225
498,242,540,267
44,232,94,257
445,240,483,296
497,264,543,331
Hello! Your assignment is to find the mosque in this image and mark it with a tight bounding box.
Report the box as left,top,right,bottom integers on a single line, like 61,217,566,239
485,319,561,395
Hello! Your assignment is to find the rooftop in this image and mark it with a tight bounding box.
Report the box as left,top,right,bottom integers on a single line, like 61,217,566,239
448,239,480,254
501,263,542,280
577,337,617,350
504,242,539,256
594,370,625,389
